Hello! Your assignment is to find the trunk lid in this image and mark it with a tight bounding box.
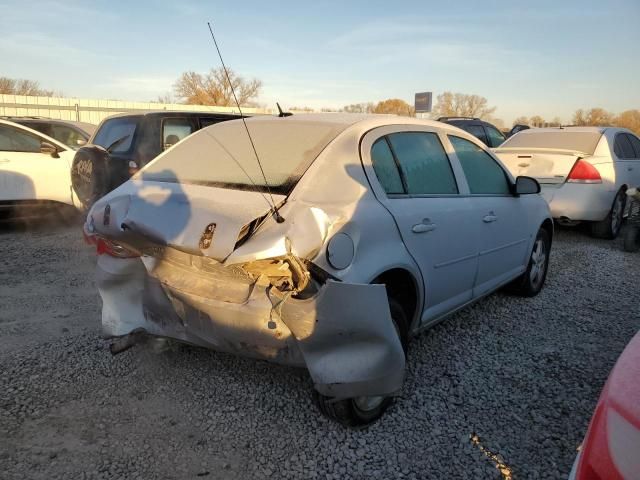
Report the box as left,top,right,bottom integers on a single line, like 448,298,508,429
495,147,587,184
88,181,283,261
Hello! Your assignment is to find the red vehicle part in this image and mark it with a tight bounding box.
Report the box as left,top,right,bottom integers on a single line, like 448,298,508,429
573,331,640,479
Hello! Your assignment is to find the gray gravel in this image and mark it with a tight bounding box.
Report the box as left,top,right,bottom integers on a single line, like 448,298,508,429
1,221,639,479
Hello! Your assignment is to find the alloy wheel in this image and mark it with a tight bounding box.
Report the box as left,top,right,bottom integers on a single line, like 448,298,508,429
611,194,624,235
529,238,547,289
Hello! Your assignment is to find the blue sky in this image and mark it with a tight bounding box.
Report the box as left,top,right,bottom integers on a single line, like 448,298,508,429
1,0,638,124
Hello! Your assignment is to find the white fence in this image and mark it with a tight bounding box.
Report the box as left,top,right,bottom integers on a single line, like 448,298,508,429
0,94,267,125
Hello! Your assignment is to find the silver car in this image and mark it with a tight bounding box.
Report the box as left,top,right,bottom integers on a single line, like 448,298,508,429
84,114,552,426
495,127,640,239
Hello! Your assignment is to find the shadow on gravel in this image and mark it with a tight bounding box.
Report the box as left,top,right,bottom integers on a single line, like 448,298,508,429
0,205,83,235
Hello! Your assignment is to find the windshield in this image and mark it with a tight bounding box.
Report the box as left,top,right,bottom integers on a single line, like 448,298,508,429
93,117,140,153
140,118,347,195
500,130,602,154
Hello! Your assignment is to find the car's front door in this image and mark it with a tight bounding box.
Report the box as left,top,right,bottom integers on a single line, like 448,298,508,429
0,123,72,203
446,135,532,296
362,127,479,324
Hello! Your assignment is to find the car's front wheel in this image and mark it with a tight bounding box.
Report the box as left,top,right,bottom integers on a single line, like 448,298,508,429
507,227,550,297
313,298,408,428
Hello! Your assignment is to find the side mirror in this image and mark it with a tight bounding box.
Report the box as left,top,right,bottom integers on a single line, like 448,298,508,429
515,176,540,195
40,141,60,158
76,138,87,147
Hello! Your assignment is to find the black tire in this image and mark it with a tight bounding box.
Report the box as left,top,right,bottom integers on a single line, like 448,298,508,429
590,190,626,239
623,226,640,252
70,145,111,210
507,228,550,297
314,298,408,428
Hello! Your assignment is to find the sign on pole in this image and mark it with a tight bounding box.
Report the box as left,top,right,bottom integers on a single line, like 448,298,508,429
414,92,432,113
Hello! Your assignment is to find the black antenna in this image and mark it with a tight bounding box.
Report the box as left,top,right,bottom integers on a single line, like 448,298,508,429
276,102,293,117
207,22,284,223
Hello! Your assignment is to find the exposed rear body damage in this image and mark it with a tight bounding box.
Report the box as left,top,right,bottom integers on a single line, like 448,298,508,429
96,251,406,398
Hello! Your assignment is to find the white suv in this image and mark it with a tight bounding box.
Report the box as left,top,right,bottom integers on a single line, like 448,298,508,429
0,119,80,220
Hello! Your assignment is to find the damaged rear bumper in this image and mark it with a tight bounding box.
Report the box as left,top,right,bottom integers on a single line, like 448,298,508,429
96,254,406,398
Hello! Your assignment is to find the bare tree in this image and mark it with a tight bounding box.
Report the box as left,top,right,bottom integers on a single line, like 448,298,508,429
0,77,55,96
573,108,614,126
614,110,640,136
372,98,414,116
173,68,262,106
289,106,315,112
156,93,175,104
548,117,562,127
342,102,375,114
529,115,545,128
513,116,529,126
431,92,496,119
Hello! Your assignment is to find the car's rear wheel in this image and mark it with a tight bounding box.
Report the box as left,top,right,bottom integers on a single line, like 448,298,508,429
507,227,550,297
590,189,626,239
623,226,640,252
314,298,408,428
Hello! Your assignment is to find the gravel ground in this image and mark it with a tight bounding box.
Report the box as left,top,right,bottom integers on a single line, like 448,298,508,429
1,221,639,479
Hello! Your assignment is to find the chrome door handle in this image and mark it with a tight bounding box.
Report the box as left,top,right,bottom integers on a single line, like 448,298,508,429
412,223,436,233
483,214,498,223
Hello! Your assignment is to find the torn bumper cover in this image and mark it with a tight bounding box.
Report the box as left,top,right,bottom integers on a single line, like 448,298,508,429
96,254,406,398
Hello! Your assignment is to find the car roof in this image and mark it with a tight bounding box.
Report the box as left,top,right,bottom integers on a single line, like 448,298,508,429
103,110,244,120
516,126,610,134
240,112,466,133
2,116,97,135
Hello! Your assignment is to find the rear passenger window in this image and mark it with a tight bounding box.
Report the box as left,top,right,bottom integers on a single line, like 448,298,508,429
614,134,635,159
449,136,511,195
371,138,404,194
387,132,458,195
625,134,640,159
463,125,488,145
485,125,506,148
162,118,194,150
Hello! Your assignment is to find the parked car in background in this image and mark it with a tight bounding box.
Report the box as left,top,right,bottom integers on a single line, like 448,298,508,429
0,119,80,220
508,124,531,137
437,116,506,147
70,111,243,208
1,116,96,150
84,113,552,426
495,127,640,239
568,330,640,480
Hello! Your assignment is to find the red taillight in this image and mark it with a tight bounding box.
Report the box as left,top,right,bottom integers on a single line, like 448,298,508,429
567,159,602,183
95,237,139,258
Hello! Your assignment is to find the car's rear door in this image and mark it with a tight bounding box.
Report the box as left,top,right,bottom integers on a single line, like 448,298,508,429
361,126,479,324
616,133,640,187
446,134,531,296
0,123,72,204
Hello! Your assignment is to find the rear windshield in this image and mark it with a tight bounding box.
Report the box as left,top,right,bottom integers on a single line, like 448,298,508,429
500,131,602,154
140,118,346,195
93,117,140,153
